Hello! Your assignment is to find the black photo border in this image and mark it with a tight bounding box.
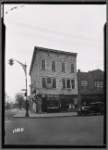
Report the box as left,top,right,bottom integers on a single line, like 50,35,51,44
1,0,107,149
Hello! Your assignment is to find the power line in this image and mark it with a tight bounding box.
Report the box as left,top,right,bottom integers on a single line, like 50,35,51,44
5,19,102,44
7,30,102,49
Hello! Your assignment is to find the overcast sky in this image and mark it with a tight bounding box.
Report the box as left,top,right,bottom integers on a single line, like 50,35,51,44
4,4,106,101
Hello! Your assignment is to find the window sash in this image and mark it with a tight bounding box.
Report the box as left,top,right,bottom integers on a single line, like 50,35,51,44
42,78,46,88
52,61,55,71
95,81,103,88
42,77,56,88
52,78,56,88
62,62,65,72
47,78,51,84
62,79,65,88
62,79,75,89
81,80,88,87
71,80,75,89
42,60,45,70
71,64,74,73
67,79,71,88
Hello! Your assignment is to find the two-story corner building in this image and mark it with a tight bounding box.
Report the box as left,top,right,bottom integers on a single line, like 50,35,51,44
29,46,78,113
77,69,104,106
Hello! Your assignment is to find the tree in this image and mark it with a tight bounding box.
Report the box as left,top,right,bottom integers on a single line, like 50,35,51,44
15,93,25,109
5,93,12,109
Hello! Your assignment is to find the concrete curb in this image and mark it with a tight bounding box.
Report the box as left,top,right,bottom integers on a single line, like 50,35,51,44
13,111,78,118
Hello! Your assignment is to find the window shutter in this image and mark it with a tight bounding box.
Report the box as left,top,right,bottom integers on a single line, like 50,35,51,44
71,80,75,89
42,78,46,88
62,62,65,72
52,78,56,88
62,79,65,88
52,61,55,71
42,60,45,70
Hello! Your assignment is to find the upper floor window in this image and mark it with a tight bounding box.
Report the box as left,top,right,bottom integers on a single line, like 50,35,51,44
81,80,88,89
52,61,56,71
42,77,56,89
71,80,75,89
52,78,56,88
67,79,71,88
41,60,45,70
62,62,65,72
62,79,75,89
47,78,51,84
95,81,103,89
71,64,75,73
62,79,66,89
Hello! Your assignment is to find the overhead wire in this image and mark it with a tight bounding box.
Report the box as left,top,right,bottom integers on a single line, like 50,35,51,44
5,19,102,44
6,29,102,49
4,6,103,71
5,19,103,68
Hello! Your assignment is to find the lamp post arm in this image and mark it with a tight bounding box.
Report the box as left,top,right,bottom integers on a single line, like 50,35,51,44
12,58,26,75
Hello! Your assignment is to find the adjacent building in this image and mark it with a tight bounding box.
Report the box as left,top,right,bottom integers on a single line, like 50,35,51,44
77,69,104,106
29,46,78,113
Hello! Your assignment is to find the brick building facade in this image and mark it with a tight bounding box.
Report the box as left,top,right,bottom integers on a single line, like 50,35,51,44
29,46,78,113
77,69,104,106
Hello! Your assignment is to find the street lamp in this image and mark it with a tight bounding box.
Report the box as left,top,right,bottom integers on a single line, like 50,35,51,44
8,58,29,117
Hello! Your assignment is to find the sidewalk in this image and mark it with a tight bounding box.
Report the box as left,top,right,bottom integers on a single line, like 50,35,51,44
13,108,77,118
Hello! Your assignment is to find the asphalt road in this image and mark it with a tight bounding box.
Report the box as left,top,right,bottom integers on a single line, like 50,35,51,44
5,108,19,120
5,115,104,146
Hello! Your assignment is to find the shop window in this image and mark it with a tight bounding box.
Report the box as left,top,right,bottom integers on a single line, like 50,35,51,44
52,61,56,71
41,60,45,70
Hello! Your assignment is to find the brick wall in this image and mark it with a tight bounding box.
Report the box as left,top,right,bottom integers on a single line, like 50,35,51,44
77,69,104,94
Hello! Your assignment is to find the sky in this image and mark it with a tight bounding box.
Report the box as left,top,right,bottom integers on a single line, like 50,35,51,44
3,4,106,102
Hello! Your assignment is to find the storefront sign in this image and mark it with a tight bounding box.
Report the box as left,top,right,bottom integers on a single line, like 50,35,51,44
47,95,59,100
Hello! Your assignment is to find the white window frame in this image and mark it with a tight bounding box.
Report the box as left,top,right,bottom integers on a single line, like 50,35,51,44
62,78,75,89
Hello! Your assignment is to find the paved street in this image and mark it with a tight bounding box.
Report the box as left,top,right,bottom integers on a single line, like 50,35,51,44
5,108,19,120
5,114,104,146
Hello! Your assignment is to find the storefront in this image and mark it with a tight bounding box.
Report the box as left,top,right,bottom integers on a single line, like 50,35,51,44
60,95,78,111
31,94,78,113
81,93,104,106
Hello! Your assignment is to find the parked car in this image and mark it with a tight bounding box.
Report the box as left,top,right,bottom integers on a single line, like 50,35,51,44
78,106,91,116
78,102,104,116
90,102,104,115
